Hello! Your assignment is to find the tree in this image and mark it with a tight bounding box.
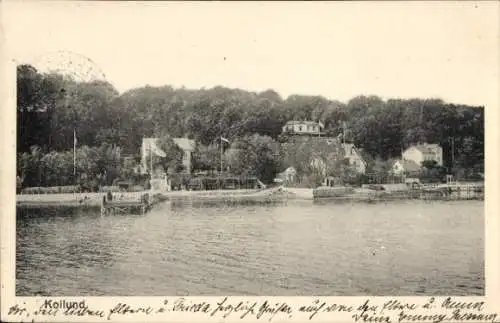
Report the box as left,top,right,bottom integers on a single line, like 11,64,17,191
16,64,484,187
419,160,447,183
225,134,282,184
281,137,346,187
192,144,220,173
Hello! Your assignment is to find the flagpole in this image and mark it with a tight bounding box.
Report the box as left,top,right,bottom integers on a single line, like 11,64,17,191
342,122,346,145
150,144,153,178
73,128,76,176
219,136,229,190
217,137,220,190
73,128,76,197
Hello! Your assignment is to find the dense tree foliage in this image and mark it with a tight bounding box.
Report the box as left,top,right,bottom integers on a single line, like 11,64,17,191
191,144,220,173
17,64,484,188
225,134,282,184
17,144,122,190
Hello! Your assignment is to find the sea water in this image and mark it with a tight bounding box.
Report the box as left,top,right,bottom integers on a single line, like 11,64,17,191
16,200,484,296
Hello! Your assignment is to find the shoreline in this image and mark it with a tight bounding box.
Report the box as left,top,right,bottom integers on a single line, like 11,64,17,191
15,185,484,209
16,192,147,207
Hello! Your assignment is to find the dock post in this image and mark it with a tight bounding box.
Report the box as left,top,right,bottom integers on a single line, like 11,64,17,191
101,195,106,216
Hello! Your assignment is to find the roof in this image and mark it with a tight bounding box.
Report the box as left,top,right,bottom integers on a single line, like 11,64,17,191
276,167,297,179
407,143,441,154
282,166,297,175
284,120,324,128
395,159,421,172
143,138,157,146
341,143,367,165
173,138,196,151
143,137,195,151
342,143,355,155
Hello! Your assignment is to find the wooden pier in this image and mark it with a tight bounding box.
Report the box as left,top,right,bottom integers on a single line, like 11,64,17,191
311,182,484,203
419,183,484,201
100,192,154,216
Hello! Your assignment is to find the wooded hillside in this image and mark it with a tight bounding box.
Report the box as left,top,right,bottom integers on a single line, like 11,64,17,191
17,64,484,187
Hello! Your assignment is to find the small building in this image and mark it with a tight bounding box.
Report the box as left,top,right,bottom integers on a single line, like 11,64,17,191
282,120,324,136
402,143,443,167
141,137,196,175
342,143,367,174
275,166,297,184
392,159,421,176
173,137,196,173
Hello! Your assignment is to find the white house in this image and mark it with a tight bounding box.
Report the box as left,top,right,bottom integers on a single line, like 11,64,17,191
402,143,443,166
342,143,367,174
282,120,324,136
141,137,196,175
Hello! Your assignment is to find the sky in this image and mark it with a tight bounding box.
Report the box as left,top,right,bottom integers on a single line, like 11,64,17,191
2,1,499,106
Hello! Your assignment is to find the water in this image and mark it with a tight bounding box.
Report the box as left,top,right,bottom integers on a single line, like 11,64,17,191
16,200,484,296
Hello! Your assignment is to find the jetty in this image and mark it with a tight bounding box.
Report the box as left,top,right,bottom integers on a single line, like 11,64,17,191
419,182,484,200
16,190,164,215
100,192,160,215
312,182,484,202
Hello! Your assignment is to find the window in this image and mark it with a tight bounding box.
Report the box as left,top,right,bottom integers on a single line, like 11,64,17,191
299,126,303,131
